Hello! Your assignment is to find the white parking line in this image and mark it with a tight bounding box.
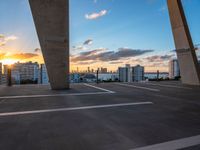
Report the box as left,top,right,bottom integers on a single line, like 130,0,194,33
0,92,113,99
0,102,153,117
84,83,115,93
0,84,115,99
116,83,160,92
131,135,200,150
141,82,192,90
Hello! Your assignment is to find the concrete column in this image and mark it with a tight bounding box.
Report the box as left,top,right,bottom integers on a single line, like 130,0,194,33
29,0,70,89
167,0,200,85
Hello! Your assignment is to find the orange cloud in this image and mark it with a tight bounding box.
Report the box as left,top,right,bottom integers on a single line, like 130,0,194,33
0,52,43,64
0,53,6,60
8,53,39,60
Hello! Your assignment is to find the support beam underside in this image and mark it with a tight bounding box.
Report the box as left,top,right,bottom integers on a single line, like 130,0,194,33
29,0,69,90
167,0,200,85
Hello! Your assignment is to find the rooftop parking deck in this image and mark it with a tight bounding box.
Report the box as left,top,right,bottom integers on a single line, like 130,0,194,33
0,81,200,150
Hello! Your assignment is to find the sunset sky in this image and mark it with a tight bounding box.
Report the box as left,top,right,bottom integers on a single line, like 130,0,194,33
0,0,200,72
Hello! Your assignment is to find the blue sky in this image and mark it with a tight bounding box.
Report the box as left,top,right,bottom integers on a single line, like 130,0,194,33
0,0,199,71
70,0,174,52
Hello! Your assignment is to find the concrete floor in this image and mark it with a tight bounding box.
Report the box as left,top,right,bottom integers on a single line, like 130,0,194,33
0,81,200,150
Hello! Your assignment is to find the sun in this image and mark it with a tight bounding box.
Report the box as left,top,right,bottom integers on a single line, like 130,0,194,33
2,59,18,65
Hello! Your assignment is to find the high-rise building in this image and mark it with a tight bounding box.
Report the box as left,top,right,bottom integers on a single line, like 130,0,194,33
100,67,108,73
87,67,90,73
119,64,144,82
118,64,132,82
11,62,39,83
1,74,7,85
2,64,19,84
11,70,20,84
132,65,144,82
125,64,132,82
39,64,49,84
3,65,9,75
118,67,128,82
169,59,180,79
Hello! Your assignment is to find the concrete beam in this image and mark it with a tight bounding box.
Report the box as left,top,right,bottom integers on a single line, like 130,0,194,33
167,0,200,85
29,0,69,89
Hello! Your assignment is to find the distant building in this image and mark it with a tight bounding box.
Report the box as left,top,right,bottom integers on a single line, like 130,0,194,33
83,74,96,83
10,62,39,84
1,74,7,85
132,65,144,82
118,64,144,82
145,72,169,79
100,67,108,73
3,65,9,84
118,64,132,82
98,73,119,81
87,67,90,73
169,59,180,79
70,73,80,83
11,70,20,84
3,64,9,75
118,67,129,82
39,64,49,84
126,64,132,82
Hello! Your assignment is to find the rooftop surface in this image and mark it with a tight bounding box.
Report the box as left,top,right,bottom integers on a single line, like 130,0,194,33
0,81,200,150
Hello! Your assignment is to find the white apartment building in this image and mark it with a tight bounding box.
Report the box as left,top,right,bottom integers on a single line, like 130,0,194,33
169,59,180,79
118,64,144,82
11,62,39,83
132,65,144,82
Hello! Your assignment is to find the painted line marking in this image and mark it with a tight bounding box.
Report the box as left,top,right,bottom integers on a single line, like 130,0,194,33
0,102,153,117
141,82,192,90
84,83,115,93
0,92,113,100
131,135,200,150
116,83,160,92
0,84,115,99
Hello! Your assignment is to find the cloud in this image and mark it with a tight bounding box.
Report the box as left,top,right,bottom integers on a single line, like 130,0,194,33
131,54,175,68
72,45,87,51
83,39,93,45
109,61,123,64
158,6,167,13
145,54,174,62
85,10,107,20
0,53,39,60
34,48,41,52
93,0,114,4
0,53,6,60
9,53,39,60
72,61,96,65
71,48,153,63
72,39,94,51
0,34,18,46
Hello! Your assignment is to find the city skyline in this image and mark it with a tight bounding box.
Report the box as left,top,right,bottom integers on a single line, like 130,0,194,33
0,0,200,72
